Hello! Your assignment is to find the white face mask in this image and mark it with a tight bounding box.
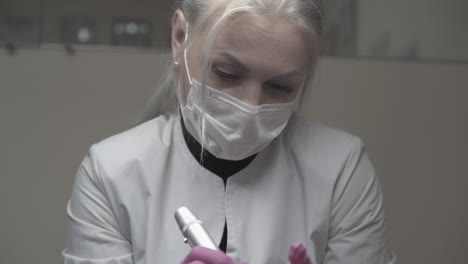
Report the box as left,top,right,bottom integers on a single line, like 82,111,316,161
180,49,297,160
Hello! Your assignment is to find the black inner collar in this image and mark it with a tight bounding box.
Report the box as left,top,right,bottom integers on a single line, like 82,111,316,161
179,112,257,252
180,114,256,182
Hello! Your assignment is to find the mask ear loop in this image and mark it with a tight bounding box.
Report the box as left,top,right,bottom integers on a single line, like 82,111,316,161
190,22,207,161
187,23,207,161
177,23,191,102
183,49,193,85
294,68,310,113
180,23,208,162
183,23,192,83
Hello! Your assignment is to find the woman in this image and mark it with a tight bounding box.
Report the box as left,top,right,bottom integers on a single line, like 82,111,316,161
63,0,396,263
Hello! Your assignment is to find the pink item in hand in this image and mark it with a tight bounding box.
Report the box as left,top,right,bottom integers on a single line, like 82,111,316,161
289,243,314,264
181,246,248,264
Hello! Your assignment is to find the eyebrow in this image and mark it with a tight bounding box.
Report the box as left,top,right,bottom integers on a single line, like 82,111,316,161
215,51,304,79
216,52,249,72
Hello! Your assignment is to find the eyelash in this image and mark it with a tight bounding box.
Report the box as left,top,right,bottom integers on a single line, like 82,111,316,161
212,65,293,93
212,66,239,79
266,83,293,93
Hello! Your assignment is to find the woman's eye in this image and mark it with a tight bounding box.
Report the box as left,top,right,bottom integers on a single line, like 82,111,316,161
212,66,240,79
266,83,293,93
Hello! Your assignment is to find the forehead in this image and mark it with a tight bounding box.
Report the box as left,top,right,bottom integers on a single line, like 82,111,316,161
210,14,311,73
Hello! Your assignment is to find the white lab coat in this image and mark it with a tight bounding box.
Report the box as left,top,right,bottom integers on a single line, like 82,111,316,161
63,112,396,264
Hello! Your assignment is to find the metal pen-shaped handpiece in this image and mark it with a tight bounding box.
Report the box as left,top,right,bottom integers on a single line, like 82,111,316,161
175,206,219,250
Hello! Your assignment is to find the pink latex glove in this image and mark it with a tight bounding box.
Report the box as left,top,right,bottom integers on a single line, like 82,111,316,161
181,246,248,264
181,243,312,264
289,243,314,264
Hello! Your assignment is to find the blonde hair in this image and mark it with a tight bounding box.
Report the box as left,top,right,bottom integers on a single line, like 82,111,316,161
140,0,324,123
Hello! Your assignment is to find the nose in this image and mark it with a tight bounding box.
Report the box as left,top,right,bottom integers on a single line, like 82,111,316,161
238,81,263,106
